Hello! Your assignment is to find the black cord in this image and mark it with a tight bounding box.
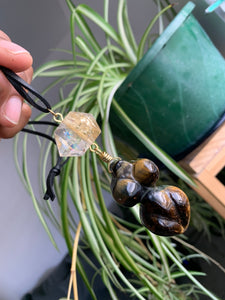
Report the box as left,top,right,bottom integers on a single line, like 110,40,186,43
20,120,68,201
21,128,56,144
21,121,59,144
0,66,51,113
28,121,58,126
44,156,69,201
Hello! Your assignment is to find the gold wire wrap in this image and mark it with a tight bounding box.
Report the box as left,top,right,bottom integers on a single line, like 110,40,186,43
90,143,114,163
90,143,120,169
48,109,64,123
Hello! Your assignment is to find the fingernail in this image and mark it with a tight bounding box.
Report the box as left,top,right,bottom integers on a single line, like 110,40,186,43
0,39,30,55
3,96,22,125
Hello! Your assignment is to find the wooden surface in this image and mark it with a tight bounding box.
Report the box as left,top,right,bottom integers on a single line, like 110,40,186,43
180,122,225,219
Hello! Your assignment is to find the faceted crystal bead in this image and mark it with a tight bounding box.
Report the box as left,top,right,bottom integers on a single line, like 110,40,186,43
54,112,101,157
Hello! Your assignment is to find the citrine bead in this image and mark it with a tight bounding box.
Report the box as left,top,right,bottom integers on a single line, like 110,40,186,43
54,112,101,157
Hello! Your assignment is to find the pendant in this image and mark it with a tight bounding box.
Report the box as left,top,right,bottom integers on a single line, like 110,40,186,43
53,111,190,236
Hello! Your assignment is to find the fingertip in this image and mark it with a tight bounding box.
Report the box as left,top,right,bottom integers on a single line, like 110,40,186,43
0,102,32,139
0,97,31,128
0,40,33,72
0,96,22,127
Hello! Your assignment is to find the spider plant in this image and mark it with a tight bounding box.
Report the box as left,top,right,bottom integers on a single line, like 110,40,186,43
14,0,223,299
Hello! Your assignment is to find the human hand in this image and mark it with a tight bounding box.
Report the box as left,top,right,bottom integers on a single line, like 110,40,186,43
0,30,33,139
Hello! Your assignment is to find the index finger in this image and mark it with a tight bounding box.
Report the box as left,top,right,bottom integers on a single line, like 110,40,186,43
0,32,33,72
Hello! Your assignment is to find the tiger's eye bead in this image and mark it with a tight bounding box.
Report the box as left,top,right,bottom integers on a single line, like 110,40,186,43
112,178,142,207
111,160,134,180
133,159,159,187
140,186,190,236
110,160,144,207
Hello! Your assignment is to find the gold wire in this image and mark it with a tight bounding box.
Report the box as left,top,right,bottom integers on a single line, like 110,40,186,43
90,143,121,170
90,143,114,163
48,109,64,123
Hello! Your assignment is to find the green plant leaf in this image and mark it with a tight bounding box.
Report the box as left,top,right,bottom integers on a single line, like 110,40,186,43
137,4,172,60
33,60,75,78
112,100,196,187
117,0,137,64
76,4,121,45
162,244,221,300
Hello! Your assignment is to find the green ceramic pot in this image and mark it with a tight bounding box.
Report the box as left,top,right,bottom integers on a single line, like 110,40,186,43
112,1,225,159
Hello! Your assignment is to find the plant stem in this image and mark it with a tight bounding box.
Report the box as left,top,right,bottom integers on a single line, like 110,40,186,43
61,159,73,255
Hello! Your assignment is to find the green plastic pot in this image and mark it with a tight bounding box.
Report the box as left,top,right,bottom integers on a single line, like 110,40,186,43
112,1,225,159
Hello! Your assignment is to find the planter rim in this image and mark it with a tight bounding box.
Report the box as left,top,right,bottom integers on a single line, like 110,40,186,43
115,1,195,100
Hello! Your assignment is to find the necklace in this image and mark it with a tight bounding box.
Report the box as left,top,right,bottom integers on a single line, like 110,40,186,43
0,66,190,236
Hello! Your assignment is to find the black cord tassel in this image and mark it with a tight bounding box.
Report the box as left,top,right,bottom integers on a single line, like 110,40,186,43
22,121,69,201
44,164,61,201
44,156,69,201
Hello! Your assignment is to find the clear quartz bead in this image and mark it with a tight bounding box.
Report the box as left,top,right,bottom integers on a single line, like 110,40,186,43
54,112,101,157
